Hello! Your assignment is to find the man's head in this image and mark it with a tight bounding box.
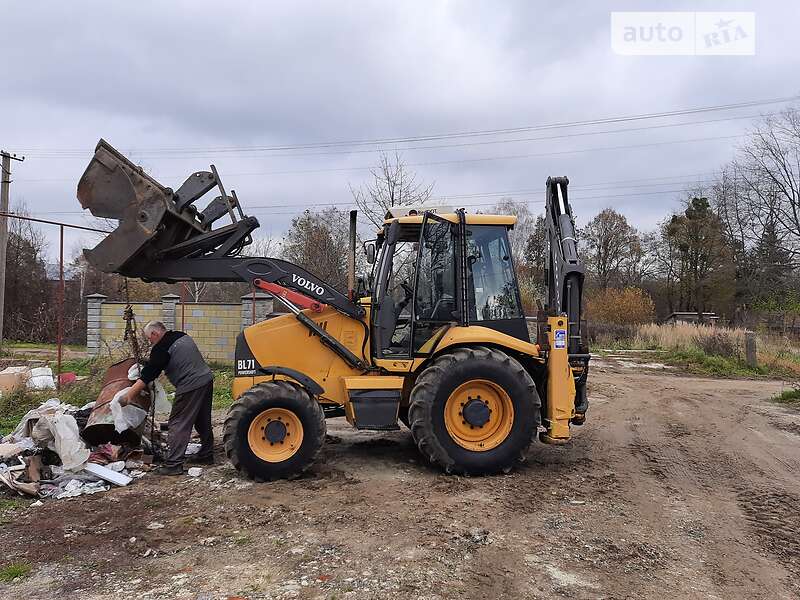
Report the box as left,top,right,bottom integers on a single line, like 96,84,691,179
143,320,167,345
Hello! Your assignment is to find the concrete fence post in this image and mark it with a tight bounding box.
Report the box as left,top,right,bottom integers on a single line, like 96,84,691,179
161,293,181,330
86,293,107,357
745,331,757,367
241,292,273,329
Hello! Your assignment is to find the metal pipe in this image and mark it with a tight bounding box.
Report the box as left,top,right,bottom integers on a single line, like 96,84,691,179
181,282,187,330
347,210,357,298
270,291,301,316
231,190,245,220
57,225,64,390
0,211,109,233
0,212,105,369
210,165,237,223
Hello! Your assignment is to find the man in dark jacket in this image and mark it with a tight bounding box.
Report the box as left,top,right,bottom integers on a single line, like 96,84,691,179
124,321,214,475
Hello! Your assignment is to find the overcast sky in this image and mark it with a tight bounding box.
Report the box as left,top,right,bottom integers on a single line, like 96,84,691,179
1,0,798,261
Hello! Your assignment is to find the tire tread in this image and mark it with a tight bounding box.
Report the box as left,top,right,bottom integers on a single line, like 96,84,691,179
408,345,540,475
223,381,325,480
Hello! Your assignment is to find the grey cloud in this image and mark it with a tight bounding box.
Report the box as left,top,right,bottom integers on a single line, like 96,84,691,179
0,0,798,259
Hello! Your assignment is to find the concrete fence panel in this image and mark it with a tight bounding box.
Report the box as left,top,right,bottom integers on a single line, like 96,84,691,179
87,292,275,364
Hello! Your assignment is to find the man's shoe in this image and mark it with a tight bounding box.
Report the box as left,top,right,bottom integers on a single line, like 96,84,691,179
153,464,183,476
186,454,215,465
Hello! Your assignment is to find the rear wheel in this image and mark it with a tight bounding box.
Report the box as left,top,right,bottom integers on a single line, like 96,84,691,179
408,346,540,475
223,381,325,481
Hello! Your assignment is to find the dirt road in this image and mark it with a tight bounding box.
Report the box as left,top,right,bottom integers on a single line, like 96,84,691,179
2,366,798,599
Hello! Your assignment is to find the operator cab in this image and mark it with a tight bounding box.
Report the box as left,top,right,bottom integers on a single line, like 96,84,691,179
368,211,527,360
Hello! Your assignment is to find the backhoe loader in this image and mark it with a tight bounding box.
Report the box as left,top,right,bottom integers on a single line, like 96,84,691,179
77,140,589,479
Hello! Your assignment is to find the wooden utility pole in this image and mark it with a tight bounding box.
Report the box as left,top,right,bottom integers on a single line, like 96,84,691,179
0,150,25,352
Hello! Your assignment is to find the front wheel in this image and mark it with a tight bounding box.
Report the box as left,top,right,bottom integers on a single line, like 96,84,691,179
408,346,540,475
223,381,325,481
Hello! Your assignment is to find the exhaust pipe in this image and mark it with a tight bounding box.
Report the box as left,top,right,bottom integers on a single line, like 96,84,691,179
348,210,357,299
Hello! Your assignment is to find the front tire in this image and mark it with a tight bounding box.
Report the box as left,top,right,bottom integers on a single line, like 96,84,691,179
223,381,325,481
408,346,540,475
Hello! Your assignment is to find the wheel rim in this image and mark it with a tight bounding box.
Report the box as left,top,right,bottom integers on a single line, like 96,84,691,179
444,379,514,451
247,408,304,463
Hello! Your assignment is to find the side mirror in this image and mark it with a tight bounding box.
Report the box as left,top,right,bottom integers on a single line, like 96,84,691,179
364,241,376,264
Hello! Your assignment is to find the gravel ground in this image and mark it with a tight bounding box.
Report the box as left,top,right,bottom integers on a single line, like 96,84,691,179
1,361,798,599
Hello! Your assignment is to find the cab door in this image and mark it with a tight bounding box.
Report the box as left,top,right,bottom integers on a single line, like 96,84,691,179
412,213,457,355
371,221,418,360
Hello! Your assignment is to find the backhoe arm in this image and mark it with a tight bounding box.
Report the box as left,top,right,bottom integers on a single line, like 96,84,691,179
540,177,589,441
544,176,585,349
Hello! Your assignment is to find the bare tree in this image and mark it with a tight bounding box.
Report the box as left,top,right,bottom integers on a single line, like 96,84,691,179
3,203,50,341
736,108,800,262
189,281,208,303
243,235,281,259
491,198,536,265
580,208,641,289
704,110,800,323
349,151,434,228
281,208,350,291
620,230,657,287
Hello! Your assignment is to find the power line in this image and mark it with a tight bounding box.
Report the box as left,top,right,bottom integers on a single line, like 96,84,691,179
246,188,696,214
16,171,726,220
13,171,724,218
10,94,797,158
28,187,699,222
201,133,745,177
12,134,739,184
22,133,742,181
14,110,778,161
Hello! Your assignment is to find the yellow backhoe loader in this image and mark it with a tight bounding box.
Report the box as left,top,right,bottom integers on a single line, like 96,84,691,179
77,140,589,479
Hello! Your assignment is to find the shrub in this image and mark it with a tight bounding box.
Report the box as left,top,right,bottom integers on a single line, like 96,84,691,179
772,387,800,403
586,322,638,348
585,287,655,326
635,322,747,352
692,330,740,359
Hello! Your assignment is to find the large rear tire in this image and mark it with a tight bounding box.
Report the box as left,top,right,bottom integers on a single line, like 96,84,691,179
223,381,325,481
408,346,540,475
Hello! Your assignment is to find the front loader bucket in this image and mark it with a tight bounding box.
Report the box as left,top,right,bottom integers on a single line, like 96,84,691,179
78,140,174,273
77,139,258,277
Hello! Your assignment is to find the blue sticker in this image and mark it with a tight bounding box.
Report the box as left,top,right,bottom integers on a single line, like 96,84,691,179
554,329,567,349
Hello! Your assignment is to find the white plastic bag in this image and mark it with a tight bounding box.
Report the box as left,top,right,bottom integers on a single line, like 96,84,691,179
152,381,170,412
56,478,109,499
128,364,170,412
31,413,90,471
127,364,141,381
27,366,56,390
110,388,148,434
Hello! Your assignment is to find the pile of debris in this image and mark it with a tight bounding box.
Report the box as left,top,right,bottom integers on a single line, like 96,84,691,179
0,365,59,394
0,358,175,501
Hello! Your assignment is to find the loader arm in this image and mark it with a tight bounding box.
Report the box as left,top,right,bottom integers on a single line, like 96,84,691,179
543,176,589,420
127,255,365,320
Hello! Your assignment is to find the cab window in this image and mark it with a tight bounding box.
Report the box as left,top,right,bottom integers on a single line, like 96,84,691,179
466,225,522,321
413,219,455,351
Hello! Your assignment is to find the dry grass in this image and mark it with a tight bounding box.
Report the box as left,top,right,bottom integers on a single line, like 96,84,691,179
593,322,800,378
633,322,749,351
